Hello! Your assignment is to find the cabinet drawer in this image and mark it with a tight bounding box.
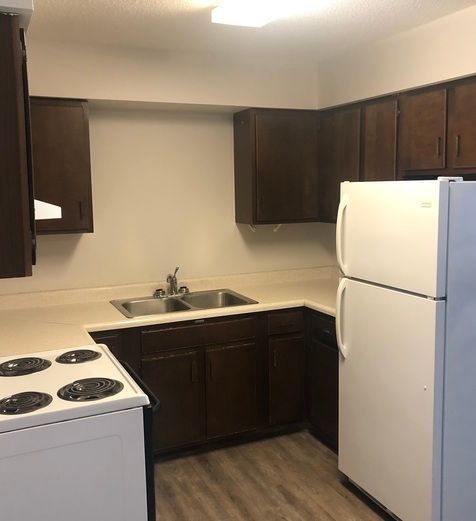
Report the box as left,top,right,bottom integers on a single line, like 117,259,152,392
141,317,257,354
308,313,336,348
268,309,304,336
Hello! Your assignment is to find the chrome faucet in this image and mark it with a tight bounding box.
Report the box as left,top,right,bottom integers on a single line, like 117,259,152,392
167,267,180,296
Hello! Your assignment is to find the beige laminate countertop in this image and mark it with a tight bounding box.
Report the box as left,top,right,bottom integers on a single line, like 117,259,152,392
0,268,339,356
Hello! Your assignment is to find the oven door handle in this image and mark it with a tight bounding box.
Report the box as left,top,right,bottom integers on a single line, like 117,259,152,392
120,361,160,414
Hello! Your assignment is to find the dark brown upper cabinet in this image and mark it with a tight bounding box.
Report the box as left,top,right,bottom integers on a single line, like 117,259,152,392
361,98,397,181
317,106,360,223
234,108,319,224
398,89,447,172
0,15,35,279
30,97,93,234
447,81,476,169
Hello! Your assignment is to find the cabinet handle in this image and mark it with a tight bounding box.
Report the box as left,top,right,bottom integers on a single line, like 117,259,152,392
456,135,461,158
436,136,441,157
208,360,213,381
79,200,84,220
273,349,278,368
191,360,198,383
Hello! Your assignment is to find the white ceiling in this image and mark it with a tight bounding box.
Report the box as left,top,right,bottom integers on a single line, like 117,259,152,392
28,0,476,59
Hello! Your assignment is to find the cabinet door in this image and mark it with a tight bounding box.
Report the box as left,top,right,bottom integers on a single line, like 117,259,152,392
255,111,318,223
361,99,397,181
31,97,93,234
90,329,141,374
206,342,259,439
448,82,476,168
308,339,339,451
141,349,205,451
268,335,305,425
0,15,34,279
398,89,447,171
318,107,360,223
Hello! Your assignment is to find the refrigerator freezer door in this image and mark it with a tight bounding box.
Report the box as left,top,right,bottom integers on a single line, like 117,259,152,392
337,179,452,298
338,278,444,521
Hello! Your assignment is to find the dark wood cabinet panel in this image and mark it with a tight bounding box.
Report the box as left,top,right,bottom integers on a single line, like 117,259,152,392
142,316,257,354
142,349,205,451
398,89,447,172
206,342,259,439
268,309,304,336
234,109,318,224
318,107,360,222
89,328,141,374
448,81,476,169
268,335,305,425
0,15,34,279
30,97,93,234
361,98,397,181
307,312,338,451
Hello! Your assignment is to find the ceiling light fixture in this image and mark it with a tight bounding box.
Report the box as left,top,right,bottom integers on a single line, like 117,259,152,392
211,0,289,28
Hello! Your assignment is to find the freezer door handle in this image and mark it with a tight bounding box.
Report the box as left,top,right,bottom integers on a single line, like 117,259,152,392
336,278,348,359
336,194,349,274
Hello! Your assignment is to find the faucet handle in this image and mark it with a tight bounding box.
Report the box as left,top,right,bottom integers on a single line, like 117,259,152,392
154,288,166,298
173,266,180,277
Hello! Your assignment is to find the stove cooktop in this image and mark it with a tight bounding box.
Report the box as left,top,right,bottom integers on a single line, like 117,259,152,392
0,344,149,434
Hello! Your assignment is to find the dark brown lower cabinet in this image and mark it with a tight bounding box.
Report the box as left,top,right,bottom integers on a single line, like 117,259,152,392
206,342,259,439
91,308,339,454
142,349,205,451
89,328,140,374
307,312,339,451
269,335,305,425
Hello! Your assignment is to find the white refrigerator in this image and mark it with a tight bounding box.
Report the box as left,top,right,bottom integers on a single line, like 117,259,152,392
336,178,476,521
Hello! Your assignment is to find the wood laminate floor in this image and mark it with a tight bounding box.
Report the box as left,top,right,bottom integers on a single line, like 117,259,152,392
154,431,393,521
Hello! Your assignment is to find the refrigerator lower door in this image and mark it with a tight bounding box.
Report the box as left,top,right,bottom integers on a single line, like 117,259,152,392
337,278,444,521
337,179,453,298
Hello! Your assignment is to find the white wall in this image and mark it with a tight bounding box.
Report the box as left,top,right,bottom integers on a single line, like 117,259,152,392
318,4,476,108
27,39,319,110
0,109,335,295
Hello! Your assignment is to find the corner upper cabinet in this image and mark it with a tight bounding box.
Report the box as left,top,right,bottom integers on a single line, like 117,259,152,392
317,106,360,222
447,80,476,169
0,14,35,279
30,97,93,234
234,108,319,224
398,88,447,173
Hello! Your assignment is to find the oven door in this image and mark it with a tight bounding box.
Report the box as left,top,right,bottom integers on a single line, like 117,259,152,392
0,408,149,521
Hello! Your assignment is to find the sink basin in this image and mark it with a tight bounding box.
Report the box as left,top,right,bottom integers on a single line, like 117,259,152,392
111,289,257,318
112,296,191,318
181,289,257,309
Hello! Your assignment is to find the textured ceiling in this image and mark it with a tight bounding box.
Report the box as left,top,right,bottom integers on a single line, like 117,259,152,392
28,0,476,59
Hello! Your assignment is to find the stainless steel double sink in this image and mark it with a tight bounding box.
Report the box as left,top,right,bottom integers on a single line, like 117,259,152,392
111,289,257,318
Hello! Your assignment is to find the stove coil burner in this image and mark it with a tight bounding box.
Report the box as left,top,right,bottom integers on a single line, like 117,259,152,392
58,378,124,402
55,349,102,364
0,357,51,377
0,392,53,415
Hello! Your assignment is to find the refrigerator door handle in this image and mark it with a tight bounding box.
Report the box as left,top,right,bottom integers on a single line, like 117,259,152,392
336,194,349,274
336,278,348,359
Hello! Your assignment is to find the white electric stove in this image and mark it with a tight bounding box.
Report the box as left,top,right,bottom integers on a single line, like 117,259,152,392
0,344,158,521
